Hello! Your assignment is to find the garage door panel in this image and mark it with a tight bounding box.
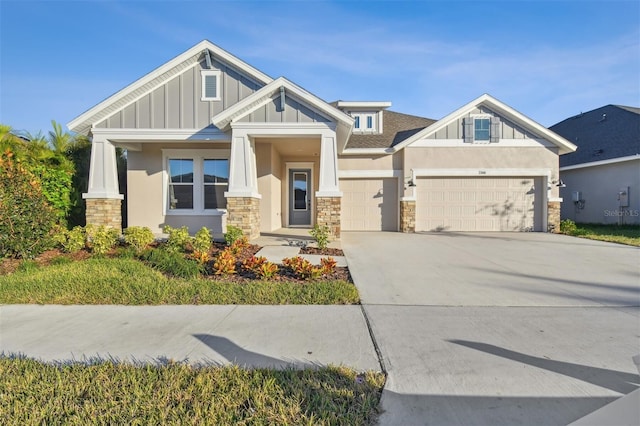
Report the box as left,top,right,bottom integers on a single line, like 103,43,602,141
341,178,398,231
416,177,541,232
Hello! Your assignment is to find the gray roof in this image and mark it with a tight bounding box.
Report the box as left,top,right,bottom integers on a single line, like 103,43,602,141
549,105,640,167
346,110,436,149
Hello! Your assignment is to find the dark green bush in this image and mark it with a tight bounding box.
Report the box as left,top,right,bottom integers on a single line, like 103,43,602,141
29,164,72,223
0,152,58,258
143,248,201,279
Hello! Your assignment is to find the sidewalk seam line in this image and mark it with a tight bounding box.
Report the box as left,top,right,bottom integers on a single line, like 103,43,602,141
359,304,387,374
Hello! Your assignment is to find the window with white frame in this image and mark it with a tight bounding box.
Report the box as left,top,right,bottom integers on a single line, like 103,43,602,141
165,150,229,213
464,115,501,143
350,112,378,133
201,70,222,101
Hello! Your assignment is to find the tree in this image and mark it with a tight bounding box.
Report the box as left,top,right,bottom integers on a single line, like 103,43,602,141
48,120,73,155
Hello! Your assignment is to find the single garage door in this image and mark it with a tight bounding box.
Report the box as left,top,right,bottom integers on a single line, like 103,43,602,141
341,178,398,231
415,177,543,232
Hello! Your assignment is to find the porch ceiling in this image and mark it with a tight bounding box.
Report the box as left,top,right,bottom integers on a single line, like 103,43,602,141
256,137,320,157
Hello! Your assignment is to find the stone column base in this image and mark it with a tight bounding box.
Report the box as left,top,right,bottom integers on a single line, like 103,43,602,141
226,197,260,240
400,200,416,233
316,197,341,238
85,198,123,232
547,201,561,233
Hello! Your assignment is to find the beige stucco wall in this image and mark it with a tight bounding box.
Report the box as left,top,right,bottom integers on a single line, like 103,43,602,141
126,142,231,235
560,159,640,224
338,153,402,172
404,146,561,198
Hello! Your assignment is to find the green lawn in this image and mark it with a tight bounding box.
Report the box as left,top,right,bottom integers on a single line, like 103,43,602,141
561,222,640,246
0,357,385,425
0,257,359,305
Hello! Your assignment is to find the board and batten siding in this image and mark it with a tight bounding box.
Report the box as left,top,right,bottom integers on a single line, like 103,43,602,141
237,94,332,124
426,107,536,140
95,58,262,130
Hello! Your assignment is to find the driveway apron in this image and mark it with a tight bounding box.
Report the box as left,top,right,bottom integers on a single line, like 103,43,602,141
342,232,640,426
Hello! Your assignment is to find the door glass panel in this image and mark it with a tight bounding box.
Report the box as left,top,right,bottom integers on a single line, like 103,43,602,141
293,172,307,210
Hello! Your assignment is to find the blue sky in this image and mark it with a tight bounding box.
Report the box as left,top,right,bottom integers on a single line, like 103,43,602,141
1,0,638,135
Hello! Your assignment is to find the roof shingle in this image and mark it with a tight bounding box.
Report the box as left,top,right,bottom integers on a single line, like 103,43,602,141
345,110,435,149
550,105,640,167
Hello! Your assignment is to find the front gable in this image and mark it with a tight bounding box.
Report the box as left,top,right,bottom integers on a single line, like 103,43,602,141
68,40,273,135
400,94,577,155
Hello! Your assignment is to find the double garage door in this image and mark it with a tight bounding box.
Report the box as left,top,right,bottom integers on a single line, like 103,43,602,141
415,177,542,232
340,176,542,232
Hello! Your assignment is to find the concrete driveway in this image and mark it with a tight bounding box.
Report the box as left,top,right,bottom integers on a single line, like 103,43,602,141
342,232,640,426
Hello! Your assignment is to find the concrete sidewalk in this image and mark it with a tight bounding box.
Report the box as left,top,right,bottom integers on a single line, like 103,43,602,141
0,305,380,371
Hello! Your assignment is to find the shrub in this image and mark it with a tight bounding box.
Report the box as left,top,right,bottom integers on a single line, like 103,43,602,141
560,219,578,235
193,227,212,254
29,164,73,223
229,236,249,255
86,225,119,256
213,249,236,275
283,256,323,280
163,225,192,253
0,151,58,258
143,248,201,279
256,261,278,279
224,225,244,246
320,257,337,275
242,255,278,279
124,226,155,254
54,226,86,253
191,250,210,265
309,224,331,250
242,255,266,272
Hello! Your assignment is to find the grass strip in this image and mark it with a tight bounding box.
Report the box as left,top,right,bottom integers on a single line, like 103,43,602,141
564,223,640,246
0,258,359,305
0,356,385,425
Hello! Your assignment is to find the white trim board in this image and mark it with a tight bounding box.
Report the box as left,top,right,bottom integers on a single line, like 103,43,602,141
560,155,640,171
408,138,557,148
285,162,315,228
338,169,402,178
162,148,231,216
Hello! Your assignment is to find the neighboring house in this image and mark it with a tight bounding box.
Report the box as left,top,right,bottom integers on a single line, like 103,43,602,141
550,105,640,225
67,40,576,239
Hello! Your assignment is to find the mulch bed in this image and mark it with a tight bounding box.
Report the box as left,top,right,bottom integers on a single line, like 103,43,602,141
202,242,351,283
300,247,344,256
1,243,353,283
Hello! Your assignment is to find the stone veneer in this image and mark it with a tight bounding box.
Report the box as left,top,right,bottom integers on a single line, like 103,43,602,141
226,197,261,240
400,200,416,233
85,198,122,232
547,201,561,233
316,197,341,238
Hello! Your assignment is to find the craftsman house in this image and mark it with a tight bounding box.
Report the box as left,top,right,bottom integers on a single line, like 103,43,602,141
68,40,576,239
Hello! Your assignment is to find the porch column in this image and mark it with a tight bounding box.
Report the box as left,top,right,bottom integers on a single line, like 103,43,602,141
315,134,342,238
83,137,124,232
225,133,261,239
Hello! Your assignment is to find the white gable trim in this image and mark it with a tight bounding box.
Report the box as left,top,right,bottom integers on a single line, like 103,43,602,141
560,154,640,171
408,138,557,148
68,40,273,135
212,77,354,131
397,94,577,155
